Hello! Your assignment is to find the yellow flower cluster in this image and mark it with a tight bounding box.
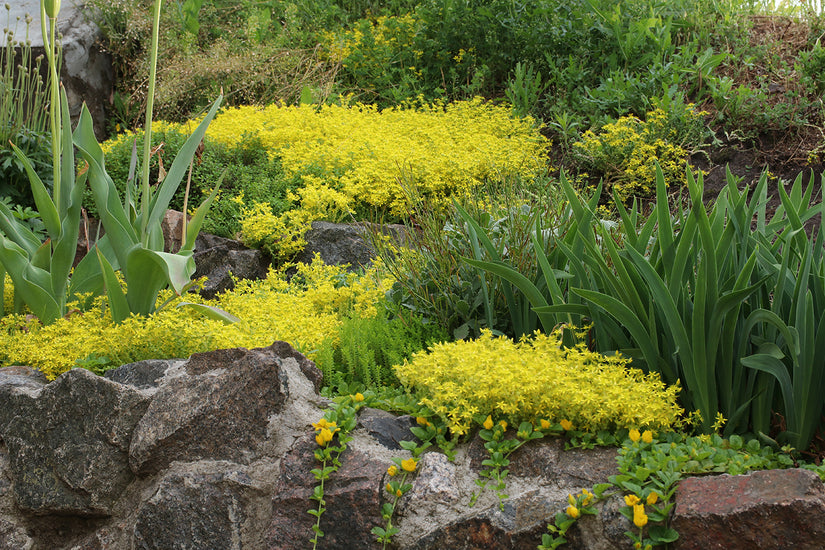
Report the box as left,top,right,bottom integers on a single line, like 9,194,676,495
573,106,705,201
0,259,391,379
320,14,422,67
238,202,309,261
99,120,193,155
393,329,683,436
201,98,549,216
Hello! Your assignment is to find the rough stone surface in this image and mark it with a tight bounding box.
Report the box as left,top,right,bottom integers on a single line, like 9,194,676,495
357,408,417,451
193,232,270,299
295,221,406,271
161,210,188,254
103,359,176,390
12,0,113,139
266,434,390,549
672,468,825,550
0,368,150,516
0,342,822,549
133,465,262,550
129,345,295,475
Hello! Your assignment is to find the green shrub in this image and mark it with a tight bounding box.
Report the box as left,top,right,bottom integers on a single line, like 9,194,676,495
394,328,684,437
374,174,568,340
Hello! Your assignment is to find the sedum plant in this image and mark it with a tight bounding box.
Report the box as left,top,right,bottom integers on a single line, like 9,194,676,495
393,328,683,438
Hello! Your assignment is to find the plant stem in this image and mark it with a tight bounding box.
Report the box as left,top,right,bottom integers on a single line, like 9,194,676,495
41,1,60,213
140,0,163,239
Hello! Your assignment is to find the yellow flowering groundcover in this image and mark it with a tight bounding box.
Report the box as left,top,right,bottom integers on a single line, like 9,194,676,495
202,98,549,215
573,105,706,200
394,329,683,436
0,259,391,380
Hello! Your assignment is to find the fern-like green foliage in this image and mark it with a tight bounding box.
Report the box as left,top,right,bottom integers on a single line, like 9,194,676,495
315,310,448,391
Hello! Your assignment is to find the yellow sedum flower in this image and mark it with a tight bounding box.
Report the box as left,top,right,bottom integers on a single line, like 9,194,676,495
394,330,682,437
0,259,392,380
201,98,549,217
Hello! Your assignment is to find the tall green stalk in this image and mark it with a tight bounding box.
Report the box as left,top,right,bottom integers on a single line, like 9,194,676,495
41,0,61,212
140,0,163,239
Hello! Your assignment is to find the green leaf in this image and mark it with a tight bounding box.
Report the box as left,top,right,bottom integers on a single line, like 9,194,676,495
649,525,679,543
175,302,240,324
97,246,131,324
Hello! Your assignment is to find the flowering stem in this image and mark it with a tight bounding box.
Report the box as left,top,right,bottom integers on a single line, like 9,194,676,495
140,0,163,239
40,0,60,212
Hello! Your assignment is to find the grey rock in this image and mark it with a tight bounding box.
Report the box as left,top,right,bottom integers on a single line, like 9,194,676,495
0,517,34,550
193,233,270,299
0,368,150,516
104,359,176,390
357,408,416,451
265,434,389,549
407,452,461,505
128,345,300,475
133,466,260,550
295,221,406,271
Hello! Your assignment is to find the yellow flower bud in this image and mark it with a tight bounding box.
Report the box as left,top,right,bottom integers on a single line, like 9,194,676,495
539,419,551,430
386,483,393,494
401,458,417,472
353,392,364,402
387,465,398,477
560,419,573,431
395,489,403,497
566,505,580,519
641,430,653,444
568,493,577,506
633,504,648,528
416,416,429,426
646,491,658,505
483,415,494,430
629,429,641,442
499,420,507,431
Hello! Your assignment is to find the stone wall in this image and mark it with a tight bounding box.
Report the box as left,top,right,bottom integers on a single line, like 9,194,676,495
0,344,822,549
